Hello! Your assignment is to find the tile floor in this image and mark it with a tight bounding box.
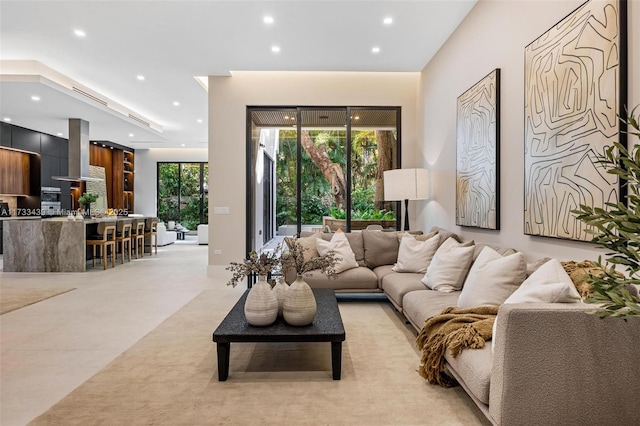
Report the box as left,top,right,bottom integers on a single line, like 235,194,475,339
0,242,241,426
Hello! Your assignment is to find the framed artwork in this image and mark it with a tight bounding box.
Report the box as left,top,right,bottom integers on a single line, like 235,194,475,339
456,68,500,230
524,0,627,241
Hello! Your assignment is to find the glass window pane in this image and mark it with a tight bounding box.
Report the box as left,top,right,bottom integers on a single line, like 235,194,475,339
158,163,180,225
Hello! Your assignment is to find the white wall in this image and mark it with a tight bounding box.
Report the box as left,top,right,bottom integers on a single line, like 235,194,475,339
208,71,419,269
419,0,640,261
134,148,208,217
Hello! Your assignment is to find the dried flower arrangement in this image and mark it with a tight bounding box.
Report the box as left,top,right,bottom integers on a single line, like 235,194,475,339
281,240,338,278
226,244,283,288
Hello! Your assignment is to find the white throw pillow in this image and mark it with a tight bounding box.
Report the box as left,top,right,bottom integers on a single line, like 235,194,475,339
392,233,439,273
503,258,581,304
492,258,581,352
316,232,358,274
457,247,527,308
421,237,475,292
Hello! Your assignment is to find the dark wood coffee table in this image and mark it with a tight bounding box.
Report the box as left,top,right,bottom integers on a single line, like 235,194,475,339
212,288,345,381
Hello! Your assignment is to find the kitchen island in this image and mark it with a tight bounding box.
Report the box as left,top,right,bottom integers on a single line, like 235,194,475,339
2,216,153,272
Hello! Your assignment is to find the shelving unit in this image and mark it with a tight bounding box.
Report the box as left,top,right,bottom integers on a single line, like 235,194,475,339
123,150,134,213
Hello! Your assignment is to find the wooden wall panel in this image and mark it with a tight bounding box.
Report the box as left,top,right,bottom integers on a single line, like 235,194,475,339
112,149,124,210
90,144,114,207
0,148,30,195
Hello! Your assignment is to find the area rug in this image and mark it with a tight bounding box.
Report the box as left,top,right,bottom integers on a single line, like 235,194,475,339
29,290,488,425
0,288,76,315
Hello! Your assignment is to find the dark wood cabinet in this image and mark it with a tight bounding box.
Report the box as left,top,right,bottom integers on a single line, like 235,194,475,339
89,142,134,213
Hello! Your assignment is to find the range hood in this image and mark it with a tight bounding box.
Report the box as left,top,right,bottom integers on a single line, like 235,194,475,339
52,118,103,182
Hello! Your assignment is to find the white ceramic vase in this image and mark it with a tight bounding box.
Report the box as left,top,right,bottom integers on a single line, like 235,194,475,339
283,274,317,326
244,275,278,326
272,276,288,316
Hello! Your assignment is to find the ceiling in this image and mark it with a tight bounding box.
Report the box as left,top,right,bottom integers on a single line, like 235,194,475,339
0,0,476,149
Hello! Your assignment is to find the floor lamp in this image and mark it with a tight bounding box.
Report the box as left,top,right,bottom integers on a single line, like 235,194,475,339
383,168,429,231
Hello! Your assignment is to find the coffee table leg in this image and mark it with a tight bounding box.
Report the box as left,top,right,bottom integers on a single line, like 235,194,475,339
331,341,342,380
217,342,230,381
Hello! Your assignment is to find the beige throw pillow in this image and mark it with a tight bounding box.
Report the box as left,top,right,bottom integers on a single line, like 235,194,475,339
284,233,319,263
316,232,358,274
362,230,399,268
457,247,527,308
392,233,439,273
421,237,475,292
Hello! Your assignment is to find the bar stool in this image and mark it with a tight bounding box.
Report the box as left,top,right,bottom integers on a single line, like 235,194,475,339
87,223,116,270
115,219,132,264
131,219,145,259
144,218,159,255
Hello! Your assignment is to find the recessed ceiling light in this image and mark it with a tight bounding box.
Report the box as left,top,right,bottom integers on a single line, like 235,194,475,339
102,144,106,148
31,95,40,101
129,133,134,137
137,75,145,81
197,119,203,123
3,117,11,122
263,16,274,24
371,46,381,54
181,144,186,147
93,142,97,145
271,45,280,53
110,146,114,150
355,116,360,120
57,132,63,136
173,101,180,106
383,17,393,25
74,29,86,37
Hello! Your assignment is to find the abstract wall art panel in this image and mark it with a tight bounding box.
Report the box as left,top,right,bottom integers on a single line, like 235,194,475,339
524,0,627,241
456,68,500,230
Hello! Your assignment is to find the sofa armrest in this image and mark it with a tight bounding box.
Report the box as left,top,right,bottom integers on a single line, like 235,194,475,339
489,303,640,426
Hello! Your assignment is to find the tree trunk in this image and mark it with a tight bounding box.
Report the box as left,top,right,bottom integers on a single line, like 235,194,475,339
300,130,346,208
375,130,395,210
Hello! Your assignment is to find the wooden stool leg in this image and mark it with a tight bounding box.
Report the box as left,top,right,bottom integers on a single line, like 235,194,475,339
92,246,96,267
102,243,107,270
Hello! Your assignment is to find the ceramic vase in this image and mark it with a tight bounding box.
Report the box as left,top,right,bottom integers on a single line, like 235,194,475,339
272,276,288,316
244,275,278,326
283,274,317,326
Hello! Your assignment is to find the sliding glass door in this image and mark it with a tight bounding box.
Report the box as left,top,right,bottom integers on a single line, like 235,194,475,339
157,162,208,230
247,106,401,253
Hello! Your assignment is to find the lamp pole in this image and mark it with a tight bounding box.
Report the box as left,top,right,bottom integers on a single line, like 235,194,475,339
403,198,410,231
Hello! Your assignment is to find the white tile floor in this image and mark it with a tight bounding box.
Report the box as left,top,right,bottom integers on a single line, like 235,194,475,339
0,242,241,426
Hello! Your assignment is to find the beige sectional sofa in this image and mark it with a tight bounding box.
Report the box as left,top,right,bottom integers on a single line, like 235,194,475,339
285,227,640,426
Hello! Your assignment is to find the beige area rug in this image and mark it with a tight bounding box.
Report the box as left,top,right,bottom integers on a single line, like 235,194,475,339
30,291,489,425
0,288,76,315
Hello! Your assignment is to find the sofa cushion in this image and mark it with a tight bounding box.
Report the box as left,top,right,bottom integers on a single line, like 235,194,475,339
381,272,425,310
422,238,475,292
472,243,517,261
301,266,378,290
285,233,320,262
429,226,461,247
402,290,460,330
445,345,492,405
392,232,439,273
362,230,399,268
457,247,527,308
373,264,395,289
316,232,359,274
504,259,581,304
300,231,365,266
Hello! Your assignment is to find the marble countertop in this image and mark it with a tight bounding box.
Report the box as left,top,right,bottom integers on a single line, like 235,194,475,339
0,216,42,221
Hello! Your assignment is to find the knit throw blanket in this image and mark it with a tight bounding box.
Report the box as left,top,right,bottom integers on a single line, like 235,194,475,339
416,306,499,387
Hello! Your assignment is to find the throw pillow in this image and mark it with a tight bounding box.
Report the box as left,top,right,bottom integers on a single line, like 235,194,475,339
421,237,475,292
362,230,400,268
316,231,359,274
392,232,440,273
284,233,319,263
493,258,581,352
503,258,581,304
457,247,527,308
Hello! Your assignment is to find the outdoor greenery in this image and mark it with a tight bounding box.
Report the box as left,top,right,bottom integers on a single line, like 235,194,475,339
572,106,640,318
158,163,208,230
275,129,395,227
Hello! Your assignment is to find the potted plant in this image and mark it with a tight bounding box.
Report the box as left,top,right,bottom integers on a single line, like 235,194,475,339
77,193,99,218
572,106,640,318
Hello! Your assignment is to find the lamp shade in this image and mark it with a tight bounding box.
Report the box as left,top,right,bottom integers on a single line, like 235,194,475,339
383,168,429,201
